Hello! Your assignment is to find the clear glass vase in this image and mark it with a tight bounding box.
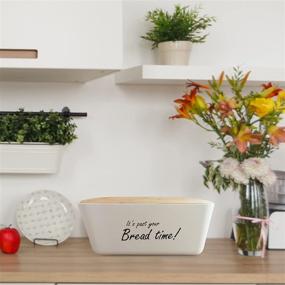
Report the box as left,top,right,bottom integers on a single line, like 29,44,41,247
235,179,269,256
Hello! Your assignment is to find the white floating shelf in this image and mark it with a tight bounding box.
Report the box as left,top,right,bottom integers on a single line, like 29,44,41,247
0,67,119,83
116,65,285,86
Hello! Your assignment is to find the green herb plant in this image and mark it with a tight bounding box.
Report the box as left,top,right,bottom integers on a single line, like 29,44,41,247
0,109,77,145
142,4,216,48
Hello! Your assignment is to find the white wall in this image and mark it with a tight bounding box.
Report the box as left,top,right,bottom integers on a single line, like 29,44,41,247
123,0,285,68
0,0,284,238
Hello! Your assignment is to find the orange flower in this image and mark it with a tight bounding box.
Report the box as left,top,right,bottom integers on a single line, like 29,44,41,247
186,80,209,90
179,88,198,103
266,88,282,98
220,126,231,135
262,82,273,90
233,126,262,153
170,88,207,119
216,98,236,118
269,126,285,145
169,105,192,120
260,82,282,98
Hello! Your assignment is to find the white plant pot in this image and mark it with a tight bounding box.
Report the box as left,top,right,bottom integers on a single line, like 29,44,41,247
0,143,64,174
80,197,214,255
158,41,192,65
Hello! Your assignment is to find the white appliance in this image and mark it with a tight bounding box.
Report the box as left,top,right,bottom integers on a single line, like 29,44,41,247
267,171,285,249
268,209,285,249
79,197,214,255
267,170,285,204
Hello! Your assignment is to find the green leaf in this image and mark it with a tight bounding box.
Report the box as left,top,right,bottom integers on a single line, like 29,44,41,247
0,109,77,145
141,4,216,48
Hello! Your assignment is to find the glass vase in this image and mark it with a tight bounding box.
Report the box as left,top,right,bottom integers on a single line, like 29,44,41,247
235,179,269,256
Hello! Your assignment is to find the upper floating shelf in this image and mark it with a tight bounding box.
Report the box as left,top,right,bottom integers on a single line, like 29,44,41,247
116,65,285,86
0,67,118,83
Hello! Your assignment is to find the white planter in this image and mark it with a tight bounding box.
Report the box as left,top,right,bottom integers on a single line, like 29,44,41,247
0,143,64,174
158,41,192,65
80,197,214,255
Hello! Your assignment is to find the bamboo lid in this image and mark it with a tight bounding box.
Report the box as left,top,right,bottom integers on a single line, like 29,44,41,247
80,196,212,205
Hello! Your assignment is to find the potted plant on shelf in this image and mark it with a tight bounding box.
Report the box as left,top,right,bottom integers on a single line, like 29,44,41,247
0,109,77,174
170,68,285,257
141,4,216,65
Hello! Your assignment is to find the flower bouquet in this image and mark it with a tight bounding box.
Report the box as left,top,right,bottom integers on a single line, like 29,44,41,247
171,68,285,257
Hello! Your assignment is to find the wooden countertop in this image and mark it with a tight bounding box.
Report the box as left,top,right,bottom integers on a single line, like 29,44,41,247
0,238,284,284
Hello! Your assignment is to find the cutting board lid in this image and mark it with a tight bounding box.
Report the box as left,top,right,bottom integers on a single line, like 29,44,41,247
80,196,213,205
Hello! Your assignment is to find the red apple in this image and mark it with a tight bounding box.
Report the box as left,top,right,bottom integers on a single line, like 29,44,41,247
0,226,21,254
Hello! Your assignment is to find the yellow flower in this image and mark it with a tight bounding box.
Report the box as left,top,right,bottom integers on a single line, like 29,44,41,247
249,98,275,117
194,95,207,112
217,93,225,101
276,91,285,113
278,90,285,100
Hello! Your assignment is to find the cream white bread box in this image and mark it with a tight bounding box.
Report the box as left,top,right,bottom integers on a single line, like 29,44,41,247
79,196,214,255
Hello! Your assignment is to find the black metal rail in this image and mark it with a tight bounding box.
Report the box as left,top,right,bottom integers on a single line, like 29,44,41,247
0,107,87,117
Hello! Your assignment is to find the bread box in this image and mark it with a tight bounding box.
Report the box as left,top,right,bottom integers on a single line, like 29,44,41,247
79,197,214,255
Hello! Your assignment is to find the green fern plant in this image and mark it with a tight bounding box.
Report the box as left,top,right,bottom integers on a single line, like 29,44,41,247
142,4,216,48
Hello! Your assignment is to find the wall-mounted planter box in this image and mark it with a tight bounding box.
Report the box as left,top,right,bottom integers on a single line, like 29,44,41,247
0,143,64,174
